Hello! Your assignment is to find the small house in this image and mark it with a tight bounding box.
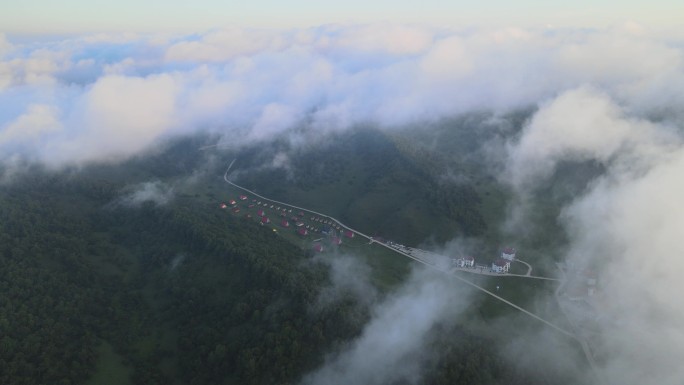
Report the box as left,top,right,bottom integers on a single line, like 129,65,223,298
344,230,355,238
492,258,510,273
298,228,308,236
239,195,248,200
261,216,270,224
280,219,290,227
313,243,324,253
257,209,266,217
501,247,516,261
463,256,475,267
454,256,475,268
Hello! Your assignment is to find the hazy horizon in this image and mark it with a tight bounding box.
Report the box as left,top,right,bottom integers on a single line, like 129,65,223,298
3,1,684,35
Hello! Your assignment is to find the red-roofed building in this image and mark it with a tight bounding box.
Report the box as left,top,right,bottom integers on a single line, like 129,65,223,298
298,228,308,236
239,195,248,200
229,199,237,205
453,256,475,268
220,203,227,209
257,209,265,217
232,207,240,213
331,237,342,245
280,219,290,227
344,230,354,238
501,247,516,261
261,216,270,224
295,221,304,227
313,243,324,253
492,258,510,273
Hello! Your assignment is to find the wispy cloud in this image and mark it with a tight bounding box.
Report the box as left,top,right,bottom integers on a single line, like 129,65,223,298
115,180,174,207
302,266,472,385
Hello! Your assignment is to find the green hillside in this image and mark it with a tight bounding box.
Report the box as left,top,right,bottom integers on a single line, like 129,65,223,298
230,128,490,246
0,130,584,385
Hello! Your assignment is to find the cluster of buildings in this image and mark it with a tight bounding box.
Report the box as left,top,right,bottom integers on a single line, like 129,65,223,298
490,247,516,273
220,194,352,254
451,247,517,274
491,247,516,273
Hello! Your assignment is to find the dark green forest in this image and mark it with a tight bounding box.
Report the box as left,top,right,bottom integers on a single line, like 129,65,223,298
0,129,578,384
232,128,490,245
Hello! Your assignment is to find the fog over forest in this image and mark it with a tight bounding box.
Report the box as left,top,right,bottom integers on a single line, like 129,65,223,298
2,23,684,385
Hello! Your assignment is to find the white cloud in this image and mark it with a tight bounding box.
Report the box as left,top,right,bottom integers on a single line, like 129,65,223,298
560,149,684,385
420,35,472,81
312,253,378,309
116,180,174,207
504,87,667,190
302,267,471,385
0,25,683,169
164,28,286,62
46,74,178,165
0,104,62,146
503,84,684,385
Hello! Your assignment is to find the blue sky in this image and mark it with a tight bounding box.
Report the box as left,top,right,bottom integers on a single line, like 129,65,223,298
2,0,683,34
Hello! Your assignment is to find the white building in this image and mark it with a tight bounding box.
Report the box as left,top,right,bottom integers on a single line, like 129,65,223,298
452,256,475,268
492,258,510,273
501,247,516,261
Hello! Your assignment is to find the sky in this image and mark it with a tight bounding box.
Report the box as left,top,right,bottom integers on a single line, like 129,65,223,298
2,0,684,34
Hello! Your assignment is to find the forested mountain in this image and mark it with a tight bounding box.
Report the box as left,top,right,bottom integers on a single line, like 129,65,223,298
231,128,493,246
0,128,578,384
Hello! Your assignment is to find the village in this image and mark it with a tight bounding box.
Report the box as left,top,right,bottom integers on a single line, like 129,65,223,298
220,194,358,254
220,164,601,371
220,193,530,278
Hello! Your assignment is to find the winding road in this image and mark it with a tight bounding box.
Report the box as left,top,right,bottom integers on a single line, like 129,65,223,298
513,258,533,276
222,161,573,337
221,160,603,377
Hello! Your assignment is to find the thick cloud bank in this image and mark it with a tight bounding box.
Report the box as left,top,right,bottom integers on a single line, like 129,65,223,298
505,86,684,384
2,24,684,167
